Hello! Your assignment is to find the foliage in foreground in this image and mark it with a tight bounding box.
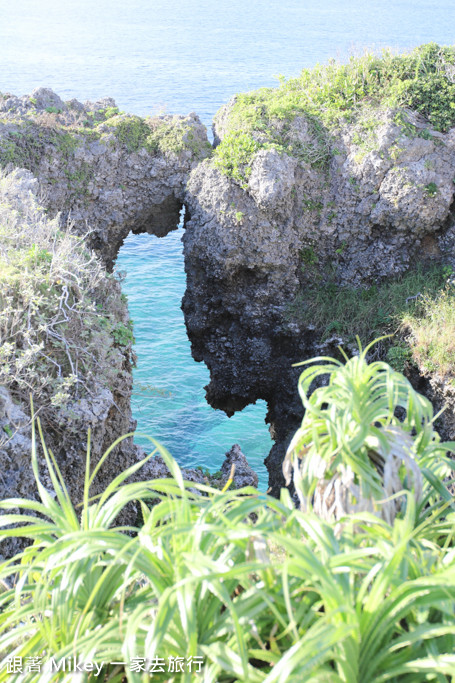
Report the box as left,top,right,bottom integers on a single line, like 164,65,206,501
284,339,455,522
1,354,455,681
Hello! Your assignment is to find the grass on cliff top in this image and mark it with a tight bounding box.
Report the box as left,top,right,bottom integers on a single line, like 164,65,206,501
102,114,212,157
214,42,455,184
289,263,455,375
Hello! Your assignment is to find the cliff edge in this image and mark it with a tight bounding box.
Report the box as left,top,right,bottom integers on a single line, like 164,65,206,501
183,44,455,494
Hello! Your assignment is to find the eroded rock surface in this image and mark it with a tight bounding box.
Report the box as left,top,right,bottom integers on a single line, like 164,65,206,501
220,444,259,489
0,87,211,267
184,106,455,495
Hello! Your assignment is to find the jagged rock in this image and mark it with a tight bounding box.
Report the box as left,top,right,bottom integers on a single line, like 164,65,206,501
183,104,455,495
220,444,258,489
139,451,206,486
0,88,211,268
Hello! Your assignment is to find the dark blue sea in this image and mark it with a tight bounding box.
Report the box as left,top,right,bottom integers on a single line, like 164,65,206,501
1,0,454,488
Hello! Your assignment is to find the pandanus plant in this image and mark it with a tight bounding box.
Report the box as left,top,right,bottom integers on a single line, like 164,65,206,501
283,339,455,523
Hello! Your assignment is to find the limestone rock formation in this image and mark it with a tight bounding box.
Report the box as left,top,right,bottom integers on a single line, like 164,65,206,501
0,110,208,559
184,102,455,495
0,87,211,268
220,443,259,489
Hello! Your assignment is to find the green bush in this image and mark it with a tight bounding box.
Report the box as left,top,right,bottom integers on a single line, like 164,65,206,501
104,115,210,158
214,43,455,185
106,115,153,153
0,169,132,412
213,132,261,187
284,339,455,523
1,352,455,681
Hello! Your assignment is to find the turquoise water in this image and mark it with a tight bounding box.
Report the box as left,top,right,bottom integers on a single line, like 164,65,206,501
117,226,270,487
1,1,455,488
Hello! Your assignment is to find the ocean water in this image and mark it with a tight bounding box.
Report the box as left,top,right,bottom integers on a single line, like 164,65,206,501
1,0,455,488
117,226,271,486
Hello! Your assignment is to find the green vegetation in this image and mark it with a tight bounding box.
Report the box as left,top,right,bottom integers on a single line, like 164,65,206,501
45,106,62,115
299,245,318,267
1,351,455,681
290,262,455,379
104,114,210,157
146,120,190,156
404,284,455,376
213,132,261,187
425,181,438,196
0,108,208,192
386,342,413,373
112,320,135,347
214,43,455,186
63,159,92,200
0,127,46,171
0,169,132,412
104,115,153,153
0,124,86,200
290,263,449,349
284,339,453,519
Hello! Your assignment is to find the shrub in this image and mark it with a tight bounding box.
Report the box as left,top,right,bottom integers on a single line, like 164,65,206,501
104,115,211,158
105,115,153,153
0,168,131,412
283,339,455,523
213,132,261,187
0,352,455,680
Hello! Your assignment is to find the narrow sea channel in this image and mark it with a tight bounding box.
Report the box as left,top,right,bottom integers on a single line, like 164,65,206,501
116,225,271,489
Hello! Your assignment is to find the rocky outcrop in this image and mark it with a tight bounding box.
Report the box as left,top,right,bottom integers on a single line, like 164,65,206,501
183,104,455,495
220,444,258,489
0,91,212,558
0,87,211,268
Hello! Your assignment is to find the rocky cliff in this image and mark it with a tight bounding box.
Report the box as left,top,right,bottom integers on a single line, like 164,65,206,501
183,45,455,494
0,89,212,556
0,88,264,558
0,87,211,268
3,45,455,507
